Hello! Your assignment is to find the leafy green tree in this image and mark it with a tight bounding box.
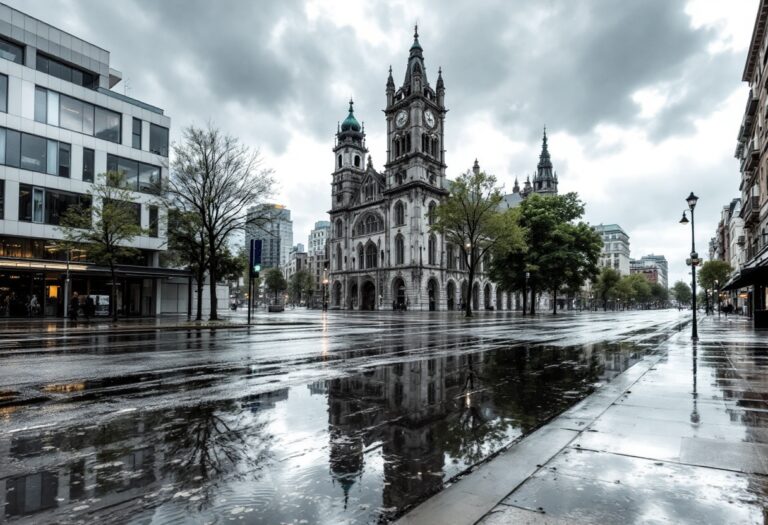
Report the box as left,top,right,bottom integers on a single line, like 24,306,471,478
514,193,595,314
59,171,145,321
650,282,668,307
264,268,287,304
698,260,732,313
671,280,692,306
627,273,652,307
432,168,523,317
615,276,635,309
593,268,621,311
289,270,314,305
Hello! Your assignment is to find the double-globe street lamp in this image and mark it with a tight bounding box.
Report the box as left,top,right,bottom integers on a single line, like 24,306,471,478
679,192,700,341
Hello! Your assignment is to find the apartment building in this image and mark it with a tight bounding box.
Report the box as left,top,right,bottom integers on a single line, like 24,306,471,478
593,224,631,276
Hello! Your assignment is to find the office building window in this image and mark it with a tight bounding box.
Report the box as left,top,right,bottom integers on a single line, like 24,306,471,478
0,37,23,65
58,143,70,178
107,154,161,194
0,128,70,176
82,148,95,182
95,107,121,143
34,86,47,123
19,184,90,225
149,206,158,237
59,95,94,135
36,53,96,88
149,123,169,156
0,179,4,219
0,74,6,113
132,118,142,149
20,134,46,173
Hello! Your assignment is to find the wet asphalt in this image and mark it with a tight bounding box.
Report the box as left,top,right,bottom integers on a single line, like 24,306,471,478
0,309,741,524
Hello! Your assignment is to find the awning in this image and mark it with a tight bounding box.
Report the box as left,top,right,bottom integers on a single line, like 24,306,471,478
722,265,768,291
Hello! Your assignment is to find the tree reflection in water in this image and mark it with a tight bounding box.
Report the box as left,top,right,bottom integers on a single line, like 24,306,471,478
160,400,273,509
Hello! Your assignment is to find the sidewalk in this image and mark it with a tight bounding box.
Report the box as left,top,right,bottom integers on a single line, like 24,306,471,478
398,315,768,525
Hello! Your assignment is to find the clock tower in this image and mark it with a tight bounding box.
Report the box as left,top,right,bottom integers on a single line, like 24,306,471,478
384,26,447,191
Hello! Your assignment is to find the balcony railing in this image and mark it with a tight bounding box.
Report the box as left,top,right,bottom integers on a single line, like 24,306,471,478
742,195,760,226
743,137,760,172
746,89,759,117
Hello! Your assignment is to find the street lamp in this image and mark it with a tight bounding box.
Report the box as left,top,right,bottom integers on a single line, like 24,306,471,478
680,191,699,341
524,271,530,316
715,279,720,319
322,270,329,311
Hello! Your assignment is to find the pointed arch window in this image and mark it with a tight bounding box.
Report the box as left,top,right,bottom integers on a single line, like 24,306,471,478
335,219,343,238
394,201,405,226
427,201,436,225
356,213,383,236
336,244,342,270
395,234,405,265
428,234,437,265
337,154,342,168
358,244,364,269
365,243,377,269
447,243,455,270
396,172,405,185
428,171,436,185
354,155,361,168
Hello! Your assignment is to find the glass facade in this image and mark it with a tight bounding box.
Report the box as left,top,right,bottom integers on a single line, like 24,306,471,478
0,37,23,65
132,118,142,149
82,148,95,183
0,128,71,176
0,74,7,113
35,88,119,144
107,154,161,194
149,124,169,156
36,53,97,89
18,184,90,225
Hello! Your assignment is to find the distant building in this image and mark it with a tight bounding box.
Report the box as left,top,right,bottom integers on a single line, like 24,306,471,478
630,254,668,289
284,245,307,282
245,203,293,270
593,224,631,276
630,260,659,285
308,220,331,256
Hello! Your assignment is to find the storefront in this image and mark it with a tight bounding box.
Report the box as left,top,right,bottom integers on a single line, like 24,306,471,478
0,258,191,318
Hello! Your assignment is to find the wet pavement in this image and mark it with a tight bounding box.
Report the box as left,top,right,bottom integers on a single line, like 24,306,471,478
399,314,768,525
0,309,714,524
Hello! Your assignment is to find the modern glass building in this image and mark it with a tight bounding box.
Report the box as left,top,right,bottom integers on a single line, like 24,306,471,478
0,4,186,317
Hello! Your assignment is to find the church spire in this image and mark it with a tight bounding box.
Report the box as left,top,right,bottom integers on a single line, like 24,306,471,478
410,24,422,57
533,126,557,195
402,25,428,89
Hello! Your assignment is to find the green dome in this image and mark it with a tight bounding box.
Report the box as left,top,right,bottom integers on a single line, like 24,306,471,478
341,99,361,132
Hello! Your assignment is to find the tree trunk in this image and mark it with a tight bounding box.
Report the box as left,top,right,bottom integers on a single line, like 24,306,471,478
522,288,527,316
530,284,536,315
208,235,218,321
552,288,558,315
195,268,204,321
465,266,474,318
110,263,118,322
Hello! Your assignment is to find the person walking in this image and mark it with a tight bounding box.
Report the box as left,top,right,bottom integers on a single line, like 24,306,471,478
29,294,39,317
69,292,79,321
85,295,95,320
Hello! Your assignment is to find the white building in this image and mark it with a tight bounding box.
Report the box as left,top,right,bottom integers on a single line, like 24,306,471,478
593,224,631,276
308,220,330,256
245,203,293,270
0,4,185,317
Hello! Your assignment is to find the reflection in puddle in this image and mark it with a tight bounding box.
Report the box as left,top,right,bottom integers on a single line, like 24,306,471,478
1,341,646,523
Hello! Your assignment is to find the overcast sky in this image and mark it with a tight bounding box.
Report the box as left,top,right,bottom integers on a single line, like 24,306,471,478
8,0,758,286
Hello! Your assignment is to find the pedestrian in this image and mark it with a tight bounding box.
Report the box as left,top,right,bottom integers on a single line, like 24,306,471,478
29,294,39,317
69,291,79,321
85,295,95,319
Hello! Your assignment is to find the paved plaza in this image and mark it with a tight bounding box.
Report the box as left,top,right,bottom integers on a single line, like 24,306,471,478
0,310,766,524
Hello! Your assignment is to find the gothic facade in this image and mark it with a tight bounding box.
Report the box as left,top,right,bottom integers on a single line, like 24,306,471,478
328,29,557,311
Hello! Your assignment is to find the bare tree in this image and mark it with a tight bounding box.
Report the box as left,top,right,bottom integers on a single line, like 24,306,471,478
168,124,275,320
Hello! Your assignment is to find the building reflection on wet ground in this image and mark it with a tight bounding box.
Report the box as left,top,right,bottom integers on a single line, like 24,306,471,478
1,311,758,524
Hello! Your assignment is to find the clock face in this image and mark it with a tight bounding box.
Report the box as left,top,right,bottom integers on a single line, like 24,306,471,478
424,110,436,129
395,110,408,128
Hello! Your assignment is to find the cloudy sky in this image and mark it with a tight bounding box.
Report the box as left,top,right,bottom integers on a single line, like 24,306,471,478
9,0,758,285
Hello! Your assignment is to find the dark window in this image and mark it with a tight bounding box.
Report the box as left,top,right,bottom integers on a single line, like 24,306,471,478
132,118,142,149
365,243,377,269
18,184,31,222
129,202,141,226
107,154,161,194
428,201,436,225
149,206,158,237
36,53,96,88
0,37,23,65
395,235,404,264
95,107,121,143
0,179,4,220
82,148,95,182
394,201,405,226
149,124,169,156
354,155,360,167
428,235,436,265
34,87,47,123
20,134,46,173
6,129,19,167
0,74,6,113
58,143,70,178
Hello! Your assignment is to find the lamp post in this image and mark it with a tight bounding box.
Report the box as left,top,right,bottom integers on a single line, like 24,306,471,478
524,271,530,316
322,271,329,311
715,279,720,319
679,192,699,341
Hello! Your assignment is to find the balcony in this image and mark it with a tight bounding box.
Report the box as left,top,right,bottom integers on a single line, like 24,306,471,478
743,138,760,172
742,195,760,226
746,88,759,117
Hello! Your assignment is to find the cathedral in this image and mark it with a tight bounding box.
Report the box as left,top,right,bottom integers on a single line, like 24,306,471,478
328,28,558,311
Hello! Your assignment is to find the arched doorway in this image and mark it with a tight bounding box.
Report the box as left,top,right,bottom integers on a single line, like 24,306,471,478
472,283,480,311
349,282,358,309
506,292,512,310
332,281,342,307
446,281,456,311
427,279,438,311
461,281,468,310
361,281,376,310
496,288,503,310
484,284,492,310
393,278,406,310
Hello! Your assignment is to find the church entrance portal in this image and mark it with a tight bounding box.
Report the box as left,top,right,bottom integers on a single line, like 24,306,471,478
427,279,438,311
361,281,376,310
393,278,406,310
446,281,456,310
